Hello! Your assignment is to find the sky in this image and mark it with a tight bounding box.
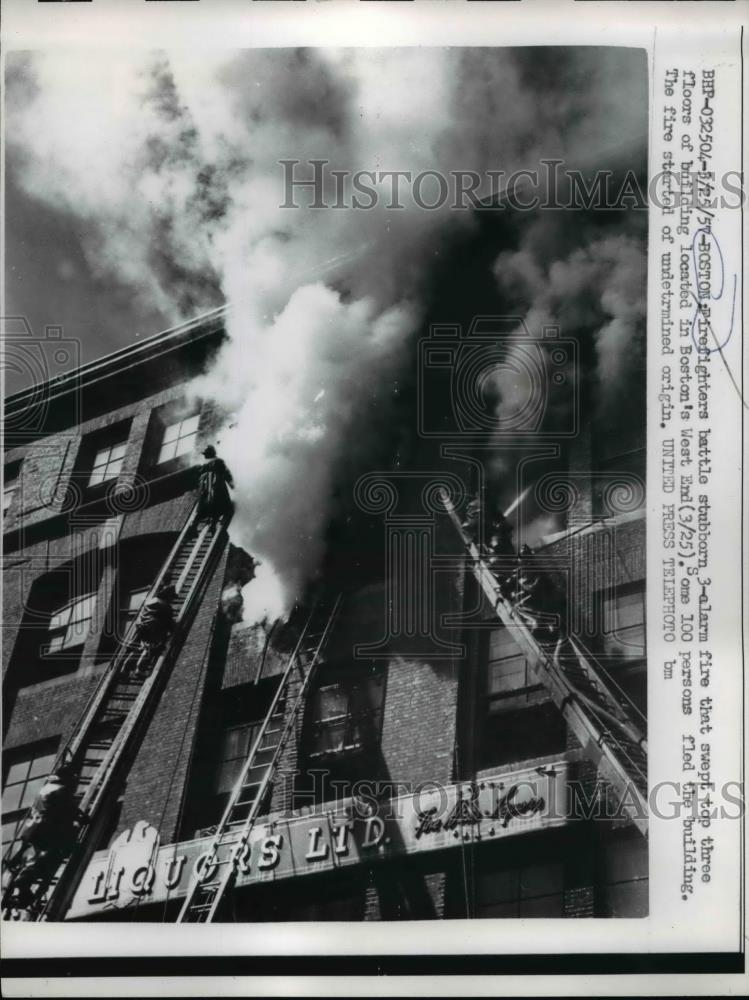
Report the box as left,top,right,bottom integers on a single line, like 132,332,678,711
4,46,648,618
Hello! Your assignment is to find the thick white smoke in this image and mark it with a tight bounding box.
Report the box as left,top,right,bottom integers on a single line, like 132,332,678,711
197,285,417,615
493,228,647,410
6,47,647,619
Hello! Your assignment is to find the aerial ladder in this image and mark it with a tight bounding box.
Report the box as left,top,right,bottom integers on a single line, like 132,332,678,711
176,593,342,923
1,501,230,920
442,494,648,836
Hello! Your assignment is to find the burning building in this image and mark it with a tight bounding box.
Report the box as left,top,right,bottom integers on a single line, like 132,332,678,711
1,306,647,922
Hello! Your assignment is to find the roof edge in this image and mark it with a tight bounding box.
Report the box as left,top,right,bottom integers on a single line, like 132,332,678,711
4,305,229,414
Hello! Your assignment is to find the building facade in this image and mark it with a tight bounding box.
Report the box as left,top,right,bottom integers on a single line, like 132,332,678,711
2,312,647,922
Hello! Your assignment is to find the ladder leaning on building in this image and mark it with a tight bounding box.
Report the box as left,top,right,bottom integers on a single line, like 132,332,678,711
441,492,648,837
176,593,342,923
1,501,230,921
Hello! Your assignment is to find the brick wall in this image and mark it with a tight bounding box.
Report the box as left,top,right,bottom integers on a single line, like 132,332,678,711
116,543,229,843
3,361,230,848
4,672,102,750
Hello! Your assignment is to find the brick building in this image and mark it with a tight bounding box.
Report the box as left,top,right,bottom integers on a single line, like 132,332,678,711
1,312,648,922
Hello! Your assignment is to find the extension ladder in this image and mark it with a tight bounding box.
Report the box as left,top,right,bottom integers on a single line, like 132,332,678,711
442,495,648,835
177,593,343,923
2,501,229,920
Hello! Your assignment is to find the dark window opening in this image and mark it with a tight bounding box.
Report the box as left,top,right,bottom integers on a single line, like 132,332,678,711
446,832,569,919
306,668,385,760
8,557,105,687
234,869,367,922
296,662,386,808
180,681,275,839
484,625,547,714
479,625,567,768
481,701,568,770
475,859,565,918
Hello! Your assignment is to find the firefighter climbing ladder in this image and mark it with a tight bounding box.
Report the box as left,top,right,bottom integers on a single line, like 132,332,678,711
442,494,648,836
176,593,343,923
2,501,229,921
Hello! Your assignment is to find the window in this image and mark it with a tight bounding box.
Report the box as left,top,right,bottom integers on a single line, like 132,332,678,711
485,627,543,712
88,440,128,486
308,674,385,758
115,585,150,644
214,721,265,795
475,861,564,918
43,593,97,655
3,462,20,514
603,584,645,660
122,586,150,629
2,743,58,862
481,628,566,768
157,414,200,465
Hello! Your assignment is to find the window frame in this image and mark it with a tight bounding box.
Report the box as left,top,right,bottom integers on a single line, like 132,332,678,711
1,741,59,862
307,672,385,759
485,626,544,714
156,413,201,466
42,592,97,656
212,720,266,796
87,440,128,487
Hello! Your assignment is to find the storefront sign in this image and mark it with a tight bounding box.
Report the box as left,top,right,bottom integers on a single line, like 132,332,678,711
67,758,572,919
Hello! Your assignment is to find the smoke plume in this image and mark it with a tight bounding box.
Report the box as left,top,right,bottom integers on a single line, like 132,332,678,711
6,47,647,618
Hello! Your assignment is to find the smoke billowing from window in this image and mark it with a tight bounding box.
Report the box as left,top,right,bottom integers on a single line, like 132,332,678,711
6,47,647,620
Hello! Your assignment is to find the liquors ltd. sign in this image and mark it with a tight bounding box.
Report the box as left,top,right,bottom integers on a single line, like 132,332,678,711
67,758,572,918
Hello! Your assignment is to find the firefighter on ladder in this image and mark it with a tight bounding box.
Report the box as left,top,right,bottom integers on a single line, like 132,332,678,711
486,507,517,597
510,546,568,666
128,577,178,679
461,491,483,543
3,753,85,912
192,445,234,535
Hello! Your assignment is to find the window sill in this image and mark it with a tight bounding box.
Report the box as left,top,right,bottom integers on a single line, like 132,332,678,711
39,642,86,659
307,742,373,760
486,686,550,713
